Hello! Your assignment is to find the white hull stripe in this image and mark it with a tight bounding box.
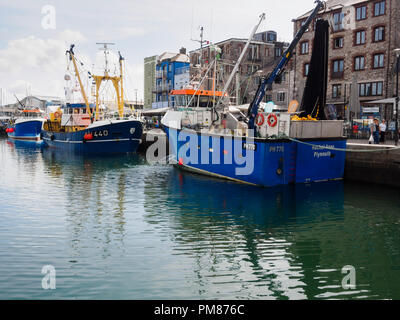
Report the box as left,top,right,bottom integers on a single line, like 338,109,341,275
43,137,141,144
9,135,40,140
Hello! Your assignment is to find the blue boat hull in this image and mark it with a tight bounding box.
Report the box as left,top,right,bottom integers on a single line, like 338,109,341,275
164,127,346,187
7,120,44,141
42,120,143,154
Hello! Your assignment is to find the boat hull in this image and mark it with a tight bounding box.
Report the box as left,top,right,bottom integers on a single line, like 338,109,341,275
42,119,143,154
7,119,44,141
164,126,346,187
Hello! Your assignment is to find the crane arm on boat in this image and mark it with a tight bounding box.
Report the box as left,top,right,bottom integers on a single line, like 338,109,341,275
247,0,325,130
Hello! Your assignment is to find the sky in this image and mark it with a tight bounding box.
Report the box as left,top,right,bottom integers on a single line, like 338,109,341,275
0,0,316,105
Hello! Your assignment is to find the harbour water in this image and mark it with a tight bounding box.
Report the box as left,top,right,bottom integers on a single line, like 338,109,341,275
1,137,400,300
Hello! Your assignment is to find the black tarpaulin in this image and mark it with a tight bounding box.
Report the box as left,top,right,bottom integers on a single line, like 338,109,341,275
299,19,329,120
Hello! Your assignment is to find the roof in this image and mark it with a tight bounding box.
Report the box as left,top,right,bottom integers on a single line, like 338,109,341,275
171,54,190,63
295,0,367,20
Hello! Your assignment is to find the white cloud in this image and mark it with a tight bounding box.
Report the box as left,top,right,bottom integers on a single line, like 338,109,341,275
0,30,90,103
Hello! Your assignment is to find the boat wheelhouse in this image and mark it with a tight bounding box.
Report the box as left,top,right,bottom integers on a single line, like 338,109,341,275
170,89,227,109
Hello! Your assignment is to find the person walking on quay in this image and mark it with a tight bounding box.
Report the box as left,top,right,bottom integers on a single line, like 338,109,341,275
379,119,387,143
369,118,380,144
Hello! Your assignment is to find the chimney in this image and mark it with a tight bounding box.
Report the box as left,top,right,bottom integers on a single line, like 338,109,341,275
179,47,187,55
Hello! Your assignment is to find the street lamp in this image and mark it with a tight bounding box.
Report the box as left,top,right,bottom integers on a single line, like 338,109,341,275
395,48,400,146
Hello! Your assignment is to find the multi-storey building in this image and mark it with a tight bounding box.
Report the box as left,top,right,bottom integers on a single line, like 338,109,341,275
293,0,400,120
152,48,190,109
189,31,290,108
144,55,158,109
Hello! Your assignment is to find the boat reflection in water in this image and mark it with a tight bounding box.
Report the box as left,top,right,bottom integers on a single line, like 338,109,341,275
143,169,348,299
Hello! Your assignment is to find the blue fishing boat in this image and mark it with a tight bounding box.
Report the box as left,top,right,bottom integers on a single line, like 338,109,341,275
6,109,45,141
42,103,142,154
161,1,346,187
42,44,143,154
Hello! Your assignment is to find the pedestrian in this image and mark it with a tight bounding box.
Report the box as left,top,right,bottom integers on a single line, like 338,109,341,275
379,119,387,143
370,118,380,144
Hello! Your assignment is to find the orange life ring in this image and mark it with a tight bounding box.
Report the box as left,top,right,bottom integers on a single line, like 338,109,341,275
54,111,60,118
267,113,278,127
256,113,265,126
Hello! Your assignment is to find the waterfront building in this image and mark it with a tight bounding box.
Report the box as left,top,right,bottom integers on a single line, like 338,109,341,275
0,95,62,114
292,0,400,120
152,48,190,109
144,55,158,109
188,31,290,108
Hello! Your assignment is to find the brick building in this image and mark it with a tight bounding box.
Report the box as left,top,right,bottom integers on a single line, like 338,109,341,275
189,31,291,108
292,0,400,120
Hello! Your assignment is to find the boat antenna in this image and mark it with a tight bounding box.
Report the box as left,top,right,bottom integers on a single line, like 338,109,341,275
96,42,115,75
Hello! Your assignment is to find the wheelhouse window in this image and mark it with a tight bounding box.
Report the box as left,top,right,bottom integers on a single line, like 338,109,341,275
356,5,367,20
354,56,365,71
374,26,385,42
373,53,384,68
355,30,366,45
374,1,385,16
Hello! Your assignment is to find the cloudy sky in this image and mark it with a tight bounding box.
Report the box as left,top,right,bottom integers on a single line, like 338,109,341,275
0,0,315,105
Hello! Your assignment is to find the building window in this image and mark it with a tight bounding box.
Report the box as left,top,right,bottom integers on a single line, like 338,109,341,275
304,63,310,76
374,1,385,16
333,37,344,49
277,92,286,102
332,84,342,99
300,41,309,54
355,30,366,45
354,56,365,71
300,19,309,32
265,94,272,102
373,53,384,68
356,5,367,20
374,26,385,42
275,47,282,58
333,12,344,31
359,81,383,96
332,59,344,78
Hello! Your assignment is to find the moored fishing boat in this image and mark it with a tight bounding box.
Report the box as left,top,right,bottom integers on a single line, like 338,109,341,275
42,44,143,154
161,1,346,187
6,109,45,141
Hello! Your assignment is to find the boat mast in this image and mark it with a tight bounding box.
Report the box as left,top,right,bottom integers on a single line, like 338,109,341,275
93,43,124,119
119,51,125,114
67,44,92,118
